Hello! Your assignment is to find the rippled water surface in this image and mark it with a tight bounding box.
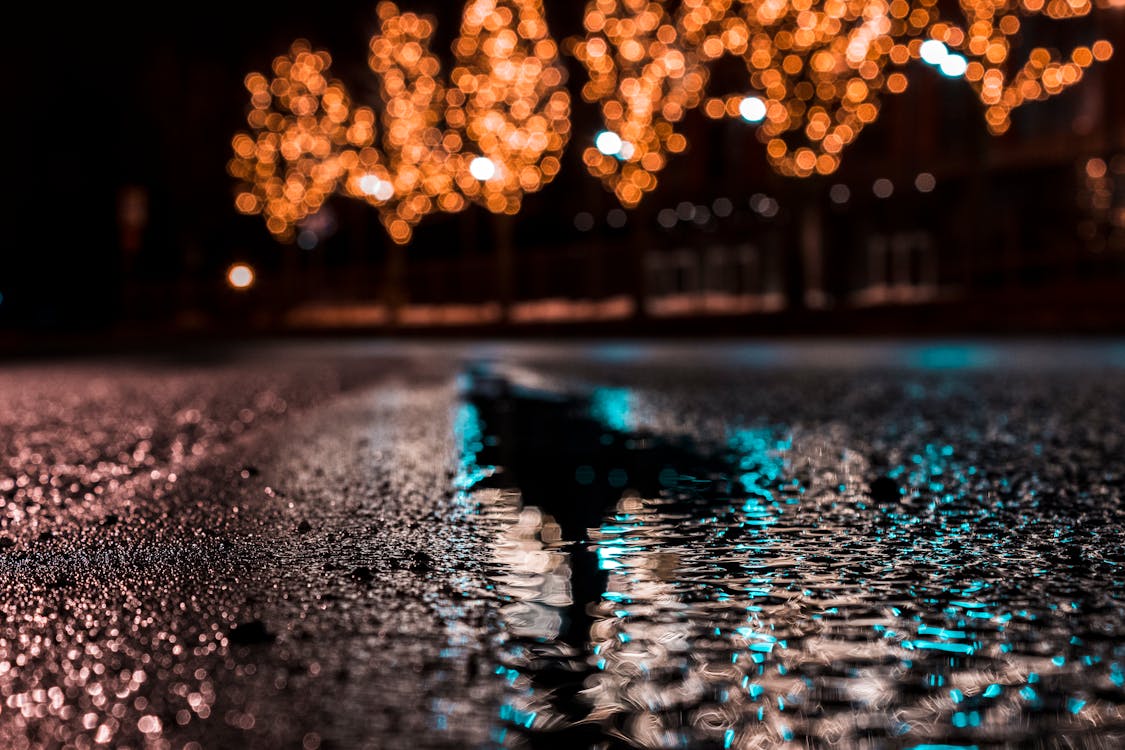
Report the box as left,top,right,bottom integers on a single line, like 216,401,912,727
455,352,1125,749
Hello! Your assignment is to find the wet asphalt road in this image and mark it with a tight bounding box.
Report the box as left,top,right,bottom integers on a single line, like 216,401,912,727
0,342,1123,750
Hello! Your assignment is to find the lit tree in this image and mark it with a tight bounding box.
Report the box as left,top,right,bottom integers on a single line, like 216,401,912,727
574,0,1116,201
451,0,572,216
231,0,570,245
343,3,461,245
229,42,374,242
949,0,1115,135
574,0,695,207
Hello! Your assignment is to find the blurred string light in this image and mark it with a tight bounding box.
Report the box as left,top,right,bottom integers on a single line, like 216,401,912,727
574,0,1116,205
231,0,570,245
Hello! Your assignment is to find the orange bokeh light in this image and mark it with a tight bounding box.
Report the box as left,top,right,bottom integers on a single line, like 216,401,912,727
227,263,255,290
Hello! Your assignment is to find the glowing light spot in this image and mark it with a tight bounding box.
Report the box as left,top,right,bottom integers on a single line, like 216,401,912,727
359,174,394,201
920,39,950,66
829,184,850,204
227,263,255,290
915,173,936,192
739,96,767,123
469,157,497,181
940,54,969,78
595,130,624,156
873,178,894,198
137,715,162,734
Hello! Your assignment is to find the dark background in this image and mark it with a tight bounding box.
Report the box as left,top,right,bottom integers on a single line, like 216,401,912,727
6,2,1125,345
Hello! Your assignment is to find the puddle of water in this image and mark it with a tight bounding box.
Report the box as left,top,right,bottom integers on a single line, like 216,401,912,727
455,366,1125,749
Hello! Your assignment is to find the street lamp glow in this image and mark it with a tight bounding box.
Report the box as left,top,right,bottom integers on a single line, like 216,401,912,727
595,130,623,156
939,54,968,78
738,96,767,123
469,156,497,181
227,263,255,290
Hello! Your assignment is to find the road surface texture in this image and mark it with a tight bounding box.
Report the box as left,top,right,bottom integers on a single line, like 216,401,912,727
0,342,1123,749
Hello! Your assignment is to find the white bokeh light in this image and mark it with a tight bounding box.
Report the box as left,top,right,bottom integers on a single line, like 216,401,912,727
940,54,968,78
227,263,254,290
469,156,497,181
738,96,767,123
595,130,623,156
359,174,394,201
920,39,949,66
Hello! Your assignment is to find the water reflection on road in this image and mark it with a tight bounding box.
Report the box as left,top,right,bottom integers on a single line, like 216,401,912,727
459,366,1125,749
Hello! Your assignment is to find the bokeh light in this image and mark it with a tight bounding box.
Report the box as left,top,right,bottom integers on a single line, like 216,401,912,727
738,96,767,123
595,130,625,156
939,54,969,78
574,0,1116,204
227,41,363,242
469,157,498,181
232,0,570,244
920,39,951,66
231,1,1116,228
227,264,255,290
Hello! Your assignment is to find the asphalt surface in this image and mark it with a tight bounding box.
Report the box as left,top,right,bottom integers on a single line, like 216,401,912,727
0,342,1123,749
